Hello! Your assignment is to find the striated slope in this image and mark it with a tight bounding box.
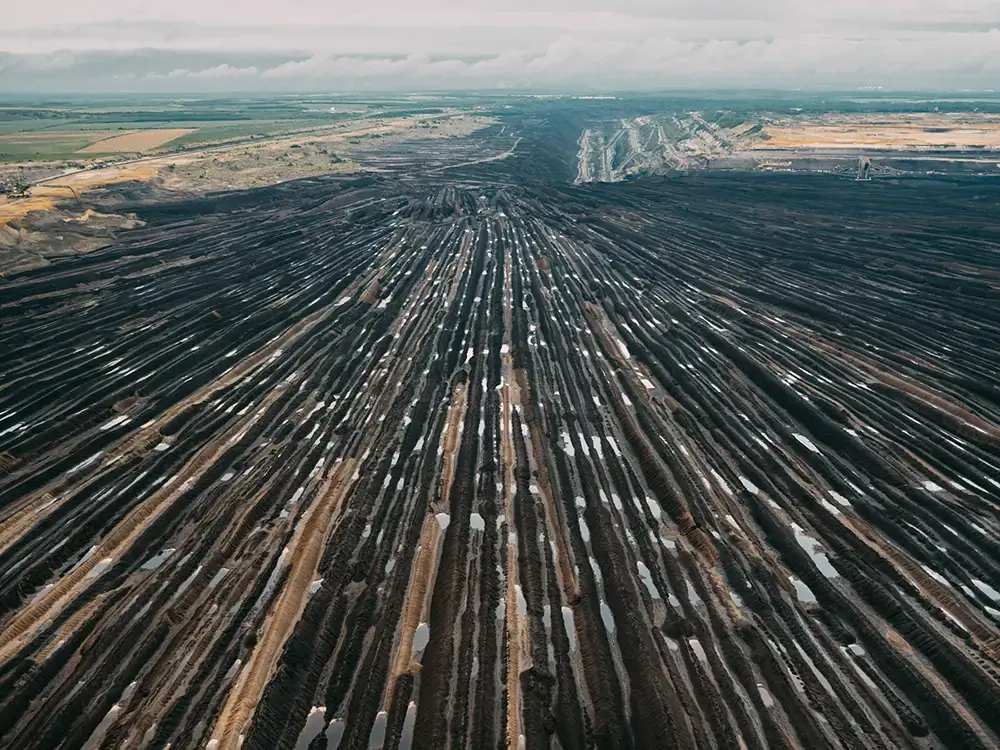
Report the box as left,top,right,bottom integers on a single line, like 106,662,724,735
0,173,998,750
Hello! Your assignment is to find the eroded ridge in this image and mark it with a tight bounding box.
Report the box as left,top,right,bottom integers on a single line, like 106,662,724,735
0,174,999,749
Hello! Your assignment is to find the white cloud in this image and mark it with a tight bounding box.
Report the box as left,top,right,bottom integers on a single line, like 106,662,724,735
2,1,999,90
189,63,259,78
17,51,81,71
6,0,998,30
143,63,260,80
251,29,1000,87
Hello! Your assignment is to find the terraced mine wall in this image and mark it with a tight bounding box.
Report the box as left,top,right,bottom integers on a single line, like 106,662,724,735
0,159,999,750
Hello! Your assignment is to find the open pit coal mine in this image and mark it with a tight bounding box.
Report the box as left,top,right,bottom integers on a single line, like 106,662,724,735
1,160,1000,750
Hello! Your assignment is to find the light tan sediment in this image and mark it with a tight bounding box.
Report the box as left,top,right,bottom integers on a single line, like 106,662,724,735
0,385,289,665
448,230,474,301
500,241,526,749
388,515,443,684
0,302,342,558
436,383,468,513
208,458,357,749
36,592,112,662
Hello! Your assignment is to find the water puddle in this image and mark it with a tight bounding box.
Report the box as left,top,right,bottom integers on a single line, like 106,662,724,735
367,711,388,748
828,491,851,507
170,565,203,603
562,606,578,653
326,718,346,749
224,659,242,681
83,704,122,750
100,415,131,431
600,600,616,634
757,684,775,707
398,702,417,750
516,585,528,618
793,433,820,453
413,623,430,654
681,634,706,663
141,548,176,571
685,579,702,603
791,523,837,577
973,578,1000,602
294,707,327,750
82,681,136,750
791,576,817,604
86,557,115,580
637,560,660,599
921,566,951,587
207,567,230,589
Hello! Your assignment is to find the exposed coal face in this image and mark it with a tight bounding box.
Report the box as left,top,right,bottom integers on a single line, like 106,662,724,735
0,165,999,750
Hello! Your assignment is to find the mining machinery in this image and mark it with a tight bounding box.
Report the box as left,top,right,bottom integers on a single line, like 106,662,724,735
0,168,30,198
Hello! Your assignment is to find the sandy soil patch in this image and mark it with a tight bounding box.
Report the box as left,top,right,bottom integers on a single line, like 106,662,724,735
0,165,157,227
156,113,492,191
0,195,56,226
77,129,196,154
756,120,1000,150
49,163,159,189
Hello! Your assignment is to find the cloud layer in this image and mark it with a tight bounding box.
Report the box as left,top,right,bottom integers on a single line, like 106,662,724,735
2,1,999,91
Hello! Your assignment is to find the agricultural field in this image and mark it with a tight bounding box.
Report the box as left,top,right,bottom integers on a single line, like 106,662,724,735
0,129,129,161
755,113,1000,150
77,129,198,154
0,96,499,274
0,95,442,164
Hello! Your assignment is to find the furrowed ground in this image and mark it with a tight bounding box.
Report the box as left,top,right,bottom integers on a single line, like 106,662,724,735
0,113,999,750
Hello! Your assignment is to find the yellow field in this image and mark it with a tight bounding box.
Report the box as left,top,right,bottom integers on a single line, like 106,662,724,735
77,129,196,154
755,117,1000,151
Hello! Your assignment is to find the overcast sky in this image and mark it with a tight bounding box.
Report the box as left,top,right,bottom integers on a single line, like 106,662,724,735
2,0,999,92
